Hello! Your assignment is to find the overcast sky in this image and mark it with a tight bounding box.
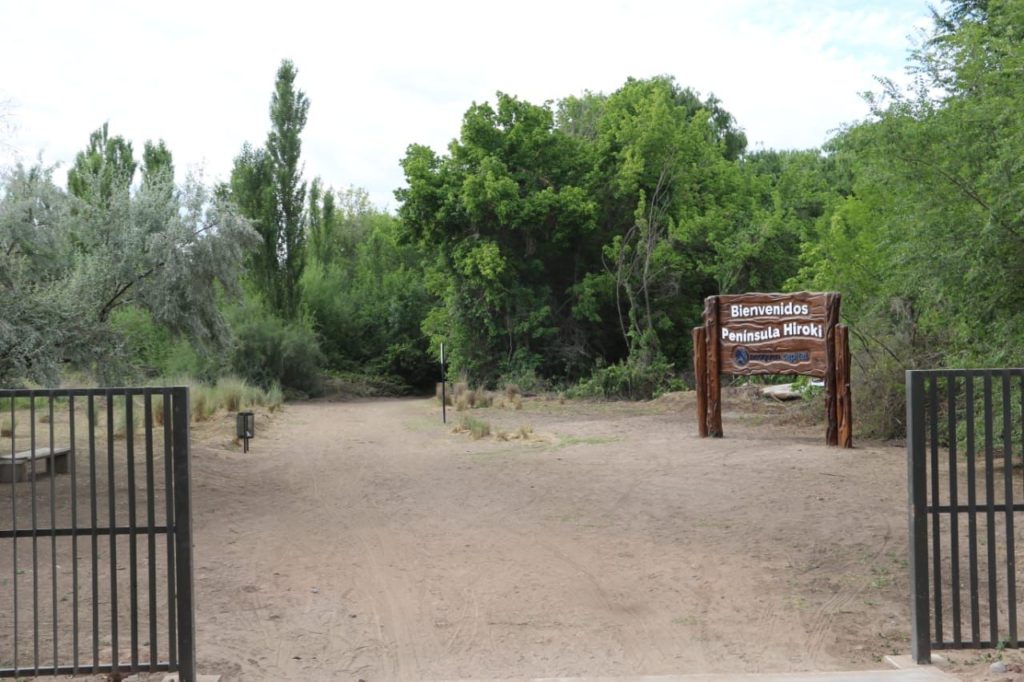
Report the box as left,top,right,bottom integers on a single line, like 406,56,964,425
0,0,934,210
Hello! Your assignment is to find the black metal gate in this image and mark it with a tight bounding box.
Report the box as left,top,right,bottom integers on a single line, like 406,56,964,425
907,369,1024,663
1,387,196,680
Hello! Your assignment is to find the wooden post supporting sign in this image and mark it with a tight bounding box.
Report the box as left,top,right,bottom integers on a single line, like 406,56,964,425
692,291,853,448
836,324,853,448
824,293,841,446
703,296,723,437
692,327,708,438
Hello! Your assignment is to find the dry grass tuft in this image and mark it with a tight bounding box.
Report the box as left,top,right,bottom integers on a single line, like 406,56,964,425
163,376,283,422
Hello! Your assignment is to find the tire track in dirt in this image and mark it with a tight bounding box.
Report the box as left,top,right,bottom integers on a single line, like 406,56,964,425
800,521,894,663
352,528,422,678
528,533,655,671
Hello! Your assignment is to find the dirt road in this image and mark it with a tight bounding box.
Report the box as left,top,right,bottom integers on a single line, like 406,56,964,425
180,394,921,681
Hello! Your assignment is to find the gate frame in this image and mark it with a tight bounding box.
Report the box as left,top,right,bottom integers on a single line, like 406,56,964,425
1,387,196,681
906,369,1023,663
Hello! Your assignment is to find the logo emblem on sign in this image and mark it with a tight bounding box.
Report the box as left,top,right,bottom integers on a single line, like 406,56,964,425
734,346,749,368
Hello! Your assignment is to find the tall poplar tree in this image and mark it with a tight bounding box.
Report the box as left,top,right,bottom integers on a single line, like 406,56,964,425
230,59,310,319
67,122,137,206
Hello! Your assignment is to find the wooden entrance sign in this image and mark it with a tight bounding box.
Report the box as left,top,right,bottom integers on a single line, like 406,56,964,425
693,292,853,447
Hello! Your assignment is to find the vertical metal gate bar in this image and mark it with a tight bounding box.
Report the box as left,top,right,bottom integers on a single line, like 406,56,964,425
48,394,58,670
928,375,943,641
30,395,39,674
9,397,18,672
907,371,931,663
946,375,962,644
1001,374,1018,643
144,391,159,670
126,394,139,670
69,396,79,674
172,387,197,682
88,394,99,671
982,374,998,643
106,393,119,675
966,375,980,644
163,393,178,666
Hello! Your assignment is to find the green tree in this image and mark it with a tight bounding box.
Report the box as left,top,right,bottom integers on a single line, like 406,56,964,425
307,178,338,266
399,77,787,392
791,0,1024,435
67,122,137,206
230,59,310,319
142,139,174,188
302,205,434,387
398,92,597,382
576,76,756,378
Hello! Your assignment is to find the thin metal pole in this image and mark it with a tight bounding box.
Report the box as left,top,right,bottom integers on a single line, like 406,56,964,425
126,393,139,671
106,392,120,676
966,375,980,644
171,387,197,682
48,394,58,671
70,395,79,674
1001,373,1017,644
441,343,447,425
946,377,961,645
983,373,998,644
144,391,158,671
10,396,18,673
30,393,39,674
907,371,931,663
929,376,943,642
163,392,178,666
88,395,99,671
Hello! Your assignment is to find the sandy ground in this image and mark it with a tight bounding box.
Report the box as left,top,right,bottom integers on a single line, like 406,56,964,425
5,390,1024,681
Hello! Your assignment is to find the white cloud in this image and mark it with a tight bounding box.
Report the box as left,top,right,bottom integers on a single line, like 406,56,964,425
0,0,933,209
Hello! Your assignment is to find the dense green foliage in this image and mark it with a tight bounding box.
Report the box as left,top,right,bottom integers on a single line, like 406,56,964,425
301,192,434,386
791,0,1024,435
4,3,1022,429
398,78,813,393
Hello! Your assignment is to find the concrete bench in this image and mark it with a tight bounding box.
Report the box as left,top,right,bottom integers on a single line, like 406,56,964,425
0,447,72,483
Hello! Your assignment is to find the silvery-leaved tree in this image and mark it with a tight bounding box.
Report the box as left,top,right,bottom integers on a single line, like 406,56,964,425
0,126,257,386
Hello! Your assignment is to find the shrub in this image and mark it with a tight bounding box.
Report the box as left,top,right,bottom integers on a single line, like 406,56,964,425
231,316,323,395
109,306,209,379
498,367,548,395
568,355,677,401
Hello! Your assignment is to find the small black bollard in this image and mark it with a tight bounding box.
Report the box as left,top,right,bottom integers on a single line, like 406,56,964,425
236,411,255,453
